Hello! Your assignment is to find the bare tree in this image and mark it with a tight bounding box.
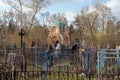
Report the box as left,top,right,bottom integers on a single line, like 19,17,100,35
40,11,50,27
3,0,50,31
94,3,112,31
74,1,114,47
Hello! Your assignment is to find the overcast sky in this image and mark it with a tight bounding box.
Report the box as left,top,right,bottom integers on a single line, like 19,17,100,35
0,0,120,23
43,0,92,22
43,0,120,22
106,0,120,20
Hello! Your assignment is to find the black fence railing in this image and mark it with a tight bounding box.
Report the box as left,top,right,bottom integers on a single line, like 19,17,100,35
1,47,120,80
0,47,97,80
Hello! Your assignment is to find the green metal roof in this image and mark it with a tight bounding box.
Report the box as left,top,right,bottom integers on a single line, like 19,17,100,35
52,20,66,31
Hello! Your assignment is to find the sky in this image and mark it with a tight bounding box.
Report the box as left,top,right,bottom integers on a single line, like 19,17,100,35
0,0,120,23
42,0,93,22
43,0,120,22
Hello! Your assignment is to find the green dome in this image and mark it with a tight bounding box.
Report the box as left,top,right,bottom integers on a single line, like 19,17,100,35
52,20,66,31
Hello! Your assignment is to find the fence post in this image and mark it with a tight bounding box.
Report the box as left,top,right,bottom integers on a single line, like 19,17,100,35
35,47,39,70
4,44,7,64
116,46,120,67
97,50,100,80
41,71,46,80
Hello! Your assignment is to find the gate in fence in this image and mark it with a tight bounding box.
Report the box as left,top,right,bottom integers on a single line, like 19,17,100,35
97,48,120,80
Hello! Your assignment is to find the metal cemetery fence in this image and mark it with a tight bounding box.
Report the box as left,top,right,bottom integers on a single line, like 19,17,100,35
0,47,97,80
34,48,97,80
97,48,120,80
